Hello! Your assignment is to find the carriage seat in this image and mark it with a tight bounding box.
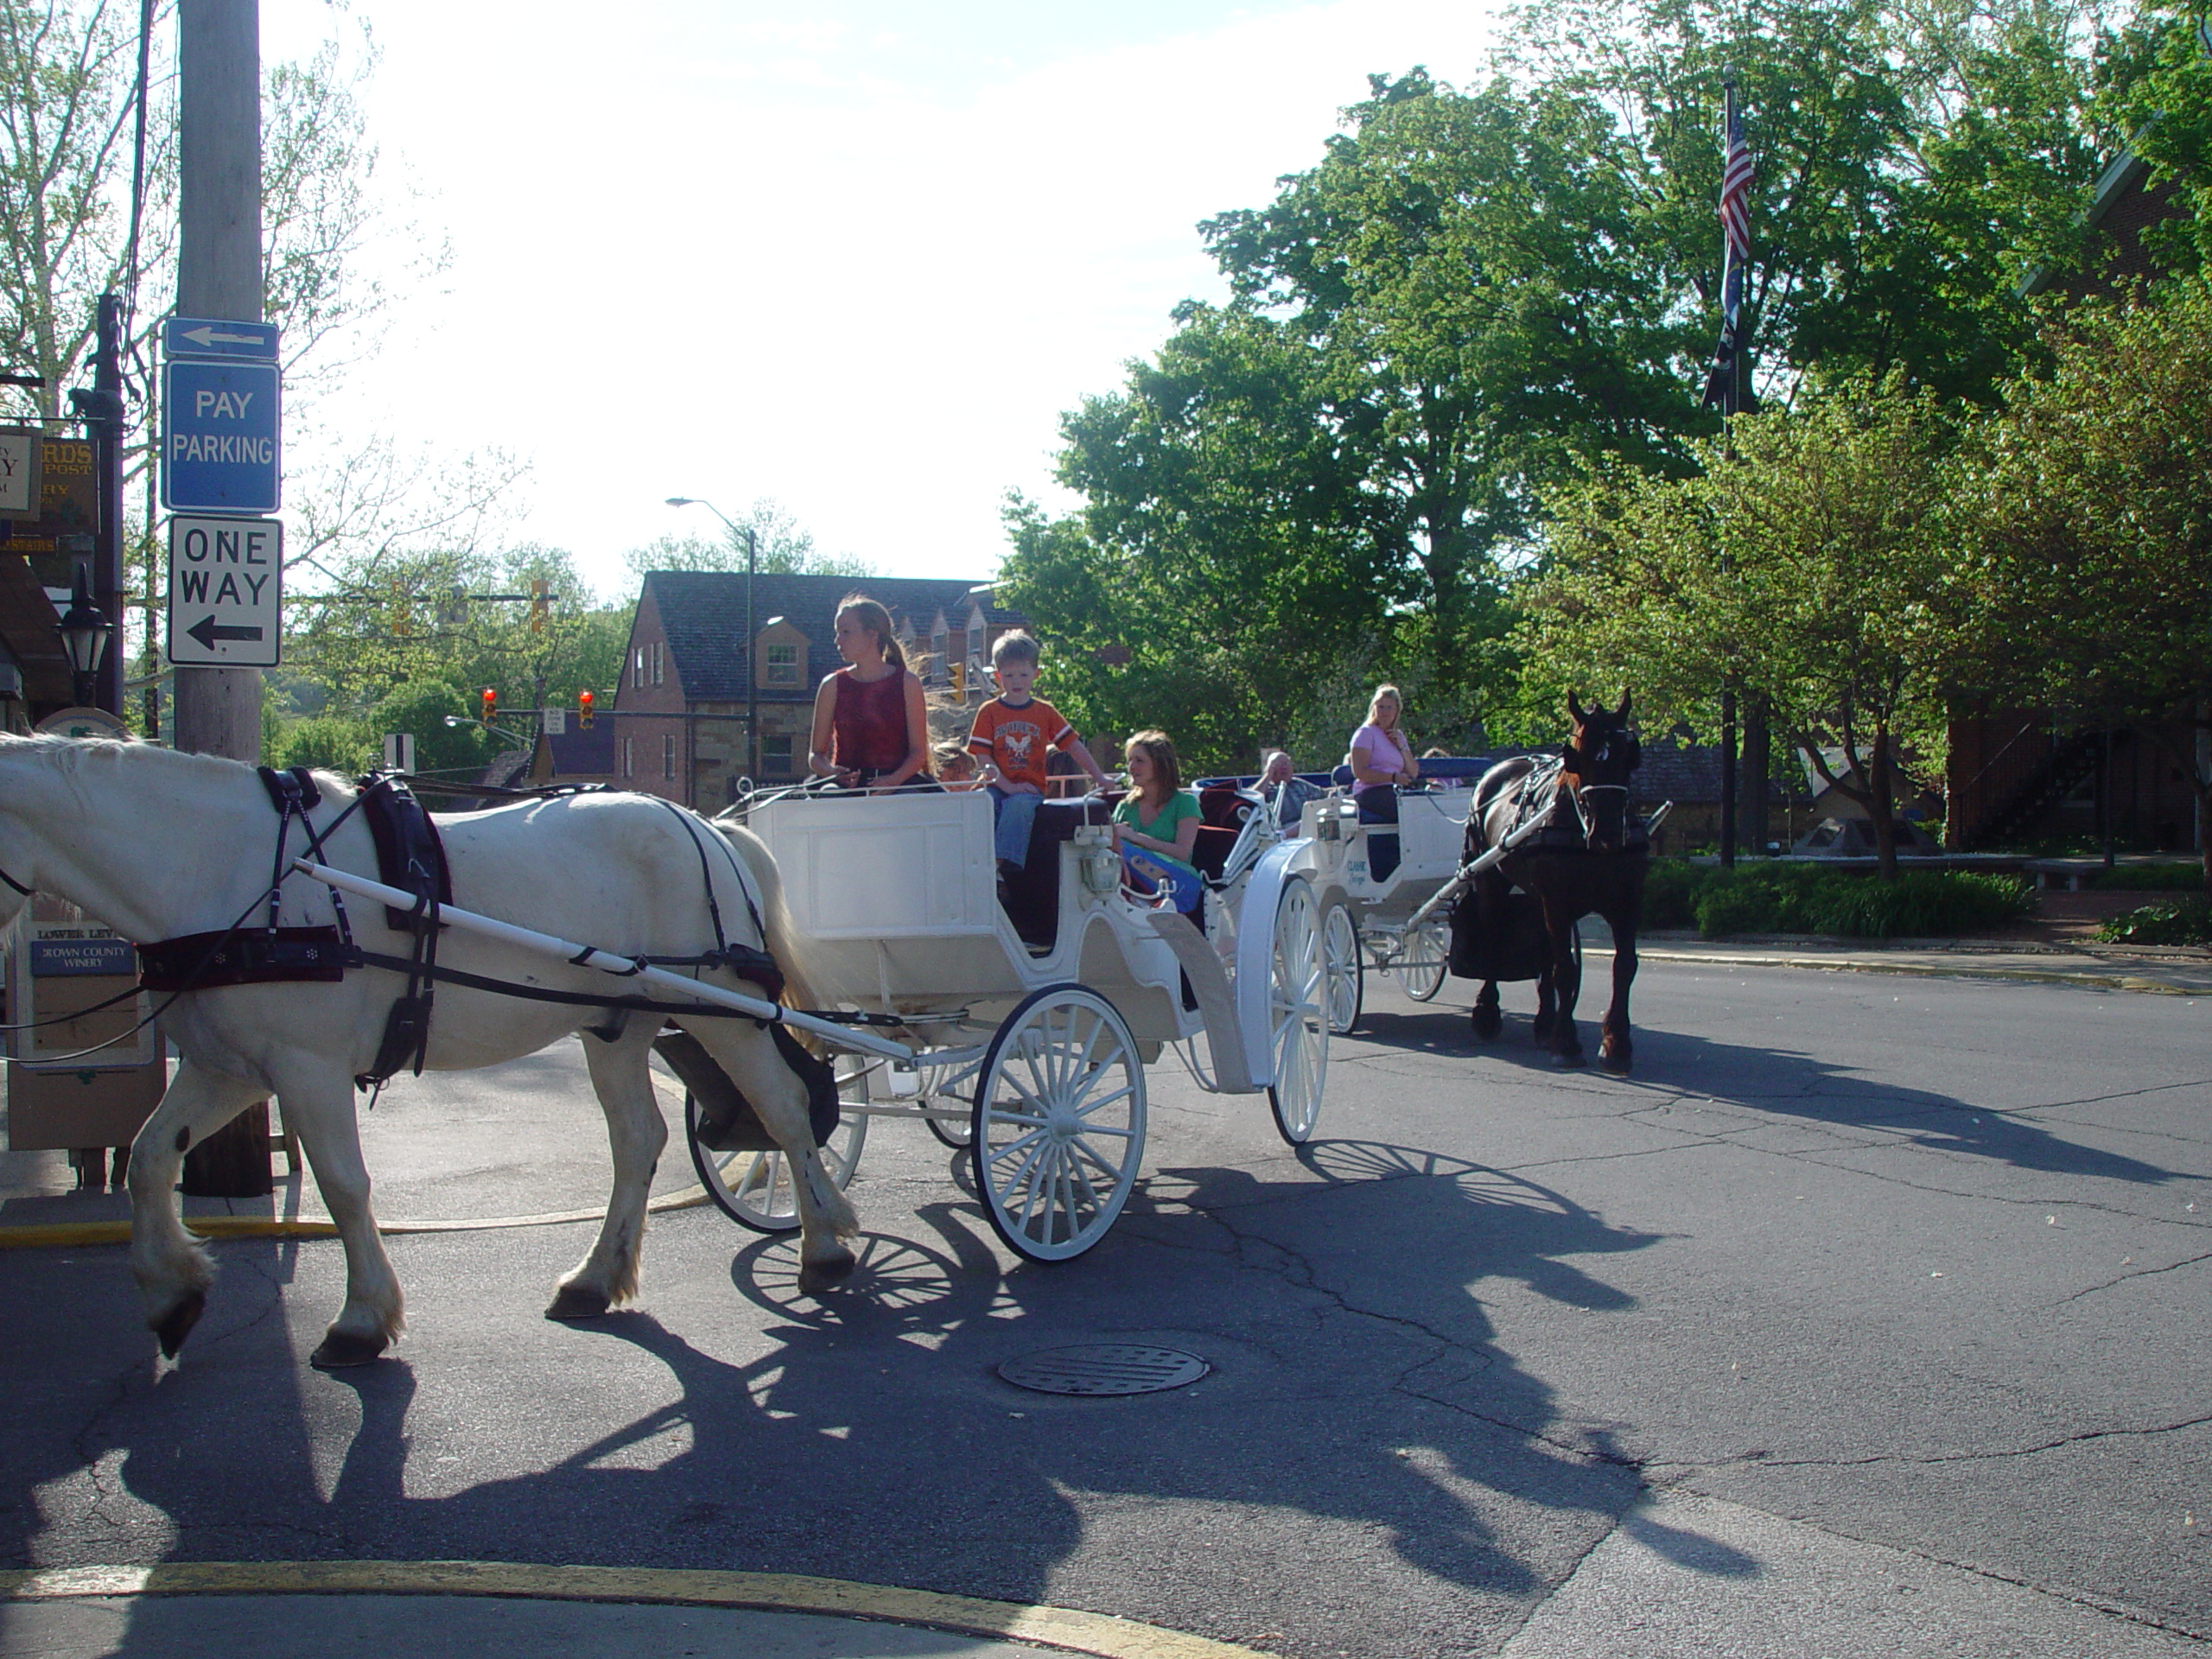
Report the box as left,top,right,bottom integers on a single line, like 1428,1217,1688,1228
1191,785,1255,884
1000,796,1114,951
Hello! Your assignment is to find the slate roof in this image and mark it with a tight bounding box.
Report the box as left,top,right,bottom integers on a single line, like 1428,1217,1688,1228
644,571,1008,702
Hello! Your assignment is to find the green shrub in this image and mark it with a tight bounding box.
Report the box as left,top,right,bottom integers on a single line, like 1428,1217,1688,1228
2097,899,2212,946
2086,862,2205,893
1681,865,2035,939
1641,859,1704,929
1802,871,2035,938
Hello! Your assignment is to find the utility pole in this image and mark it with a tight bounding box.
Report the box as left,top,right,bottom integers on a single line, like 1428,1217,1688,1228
171,0,264,763
175,0,272,1196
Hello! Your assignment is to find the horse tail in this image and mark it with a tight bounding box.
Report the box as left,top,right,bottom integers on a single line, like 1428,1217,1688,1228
715,820,836,1017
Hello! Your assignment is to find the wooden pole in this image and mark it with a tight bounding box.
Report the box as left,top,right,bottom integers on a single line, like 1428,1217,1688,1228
175,0,272,1198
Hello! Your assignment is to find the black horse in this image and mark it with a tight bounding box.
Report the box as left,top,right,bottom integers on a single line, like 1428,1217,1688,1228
1455,691,1649,1073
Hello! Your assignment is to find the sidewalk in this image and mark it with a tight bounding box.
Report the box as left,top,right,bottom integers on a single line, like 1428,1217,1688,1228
1586,921,2212,996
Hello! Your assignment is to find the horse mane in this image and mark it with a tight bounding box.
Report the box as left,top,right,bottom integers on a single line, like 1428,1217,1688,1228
0,734,365,819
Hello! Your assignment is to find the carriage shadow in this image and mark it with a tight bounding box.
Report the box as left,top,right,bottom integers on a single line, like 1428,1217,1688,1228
27,1142,1702,1647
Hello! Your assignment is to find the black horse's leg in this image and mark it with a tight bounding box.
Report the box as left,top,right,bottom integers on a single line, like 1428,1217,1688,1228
1599,900,1637,1075
1541,892,1585,1066
1471,980,1503,1040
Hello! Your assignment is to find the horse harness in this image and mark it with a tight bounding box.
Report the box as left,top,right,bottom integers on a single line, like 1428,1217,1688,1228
135,770,802,1094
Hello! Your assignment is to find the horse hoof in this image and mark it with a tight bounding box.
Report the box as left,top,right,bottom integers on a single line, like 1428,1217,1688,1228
152,1289,206,1359
309,1330,387,1370
798,1249,856,1296
1554,1051,1587,1069
1599,1048,1632,1076
1471,1010,1502,1041
545,1284,612,1322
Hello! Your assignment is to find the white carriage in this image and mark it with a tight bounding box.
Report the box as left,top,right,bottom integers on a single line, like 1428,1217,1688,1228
685,785,1332,1263
1271,777,1481,1033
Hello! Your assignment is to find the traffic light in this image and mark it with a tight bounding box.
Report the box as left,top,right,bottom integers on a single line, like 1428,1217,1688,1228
529,577,550,634
480,688,497,727
577,690,594,729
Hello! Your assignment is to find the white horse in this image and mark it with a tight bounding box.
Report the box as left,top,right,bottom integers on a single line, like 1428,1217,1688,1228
0,734,856,1368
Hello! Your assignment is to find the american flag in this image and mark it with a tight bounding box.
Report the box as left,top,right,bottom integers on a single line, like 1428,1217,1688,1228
1702,82,1754,412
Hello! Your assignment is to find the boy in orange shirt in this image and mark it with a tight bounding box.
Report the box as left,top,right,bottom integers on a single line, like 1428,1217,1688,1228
968,632,1109,868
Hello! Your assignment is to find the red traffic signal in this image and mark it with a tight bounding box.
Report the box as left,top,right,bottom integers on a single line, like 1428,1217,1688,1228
480,688,497,726
577,690,595,729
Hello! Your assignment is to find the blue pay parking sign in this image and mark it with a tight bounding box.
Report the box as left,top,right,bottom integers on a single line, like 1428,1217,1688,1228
161,359,281,513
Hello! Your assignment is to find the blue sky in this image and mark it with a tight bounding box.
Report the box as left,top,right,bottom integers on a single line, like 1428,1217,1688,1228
264,1,1501,598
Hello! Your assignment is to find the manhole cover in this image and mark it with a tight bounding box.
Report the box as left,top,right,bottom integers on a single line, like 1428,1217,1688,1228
998,1344,1211,1397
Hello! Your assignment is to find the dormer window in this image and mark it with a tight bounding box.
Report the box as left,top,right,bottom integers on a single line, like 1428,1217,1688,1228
765,644,799,686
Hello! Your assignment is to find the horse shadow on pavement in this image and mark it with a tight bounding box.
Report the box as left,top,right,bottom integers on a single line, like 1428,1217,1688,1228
3,1136,1724,1659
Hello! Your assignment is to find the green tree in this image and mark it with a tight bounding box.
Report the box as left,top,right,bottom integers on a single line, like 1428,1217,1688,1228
1958,273,2212,892
1523,379,1967,876
367,679,488,777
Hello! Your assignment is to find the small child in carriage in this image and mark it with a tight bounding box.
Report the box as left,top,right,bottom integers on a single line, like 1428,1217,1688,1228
968,631,1110,869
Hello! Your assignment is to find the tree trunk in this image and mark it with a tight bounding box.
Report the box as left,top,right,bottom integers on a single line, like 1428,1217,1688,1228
1742,696,1770,855
1864,726,1899,881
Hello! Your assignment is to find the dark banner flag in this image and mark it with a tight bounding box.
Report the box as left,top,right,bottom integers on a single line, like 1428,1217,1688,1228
1701,81,1756,412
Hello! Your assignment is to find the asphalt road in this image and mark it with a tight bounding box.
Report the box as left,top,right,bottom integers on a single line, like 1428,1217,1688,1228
2,960,2207,1657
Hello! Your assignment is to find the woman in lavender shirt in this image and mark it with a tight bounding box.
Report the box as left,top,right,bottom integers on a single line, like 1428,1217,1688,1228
1346,683,1418,879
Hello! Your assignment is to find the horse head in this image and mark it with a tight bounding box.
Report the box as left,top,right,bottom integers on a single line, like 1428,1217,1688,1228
1562,690,1640,854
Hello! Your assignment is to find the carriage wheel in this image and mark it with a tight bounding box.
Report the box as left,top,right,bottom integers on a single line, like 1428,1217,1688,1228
686,1055,868,1235
924,1054,977,1148
1268,877,1330,1146
1398,915,1450,1002
1322,901,1363,1035
971,984,1146,1262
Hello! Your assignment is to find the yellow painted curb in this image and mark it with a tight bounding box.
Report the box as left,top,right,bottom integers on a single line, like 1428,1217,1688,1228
0,1560,1280,1659
0,1186,709,1251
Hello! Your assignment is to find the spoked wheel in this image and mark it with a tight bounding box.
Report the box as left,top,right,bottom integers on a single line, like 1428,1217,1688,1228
1397,915,1450,1002
1267,876,1330,1146
971,984,1146,1262
923,1055,977,1149
1322,901,1363,1035
687,1054,868,1234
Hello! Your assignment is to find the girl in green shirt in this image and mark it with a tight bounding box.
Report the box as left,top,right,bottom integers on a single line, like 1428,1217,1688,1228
1113,730,1203,915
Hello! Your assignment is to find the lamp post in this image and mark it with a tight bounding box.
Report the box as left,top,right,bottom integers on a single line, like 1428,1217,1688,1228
665,497,759,780
56,567,113,709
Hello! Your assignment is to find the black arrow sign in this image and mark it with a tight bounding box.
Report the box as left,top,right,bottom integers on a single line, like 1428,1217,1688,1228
186,614,265,651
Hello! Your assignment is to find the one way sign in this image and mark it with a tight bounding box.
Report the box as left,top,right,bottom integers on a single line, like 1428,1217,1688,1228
166,516,283,667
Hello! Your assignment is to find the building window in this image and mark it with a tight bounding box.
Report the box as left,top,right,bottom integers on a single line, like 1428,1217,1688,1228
761,734,793,776
662,734,676,779
765,643,799,686
631,649,642,690
651,641,664,686
622,736,633,779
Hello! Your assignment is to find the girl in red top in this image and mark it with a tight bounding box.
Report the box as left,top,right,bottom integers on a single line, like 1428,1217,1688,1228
807,594,932,791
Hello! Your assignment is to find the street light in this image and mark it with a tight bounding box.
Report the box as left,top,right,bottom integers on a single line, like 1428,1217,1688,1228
665,496,759,782
55,566,112,709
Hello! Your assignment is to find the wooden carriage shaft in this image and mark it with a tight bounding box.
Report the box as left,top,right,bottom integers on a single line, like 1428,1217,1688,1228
1399,798,1560,934
290,858,914,1062
1395,797,1670,936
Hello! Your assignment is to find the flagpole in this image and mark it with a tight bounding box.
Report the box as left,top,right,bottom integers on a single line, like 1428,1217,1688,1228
1717,72,1739,869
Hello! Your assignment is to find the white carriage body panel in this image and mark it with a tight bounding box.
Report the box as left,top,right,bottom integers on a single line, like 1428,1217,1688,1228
746,788,1211,1046
753,789,999,940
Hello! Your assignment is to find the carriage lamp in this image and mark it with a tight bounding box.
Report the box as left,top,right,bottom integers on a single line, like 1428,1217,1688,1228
55,568,112,709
